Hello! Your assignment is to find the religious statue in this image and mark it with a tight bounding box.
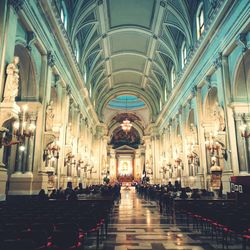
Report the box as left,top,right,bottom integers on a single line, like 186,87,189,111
45,101,55,131
213,101,225,131
3,56,20,102
66,123,73,145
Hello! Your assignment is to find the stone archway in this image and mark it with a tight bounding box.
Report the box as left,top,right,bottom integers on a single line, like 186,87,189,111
233,51,250,172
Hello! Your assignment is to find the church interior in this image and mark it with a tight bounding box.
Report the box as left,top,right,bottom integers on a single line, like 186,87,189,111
0,0,250,249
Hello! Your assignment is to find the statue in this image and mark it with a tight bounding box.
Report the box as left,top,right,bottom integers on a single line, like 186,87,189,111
66,123,73,145
213,102,225,131
45,101,54,131
3,56,20,102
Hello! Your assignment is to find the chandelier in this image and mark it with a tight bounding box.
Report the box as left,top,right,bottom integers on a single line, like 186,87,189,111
121,118,132,133
121,96,132,133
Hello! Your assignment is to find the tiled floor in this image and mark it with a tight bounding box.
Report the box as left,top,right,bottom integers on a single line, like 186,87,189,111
87,187,243,250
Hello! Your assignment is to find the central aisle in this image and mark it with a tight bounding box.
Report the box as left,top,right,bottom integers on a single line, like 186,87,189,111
103,187,209,250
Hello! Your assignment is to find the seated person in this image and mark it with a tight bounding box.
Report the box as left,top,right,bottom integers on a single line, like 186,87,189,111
179,188,188,199
191,189,201,199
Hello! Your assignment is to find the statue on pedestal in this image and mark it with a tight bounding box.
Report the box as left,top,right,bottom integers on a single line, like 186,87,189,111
3,57,20,103
45,101,55,131
213,102,225,131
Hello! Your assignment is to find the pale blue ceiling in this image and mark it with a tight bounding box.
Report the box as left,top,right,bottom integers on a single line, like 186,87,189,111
108,95,145,110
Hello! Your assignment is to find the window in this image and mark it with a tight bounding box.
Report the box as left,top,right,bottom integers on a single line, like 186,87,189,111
181,41,187,69
171,66,176,88
196,3,204,39
60,2,68,30
74,39,80,62
84,70,87,83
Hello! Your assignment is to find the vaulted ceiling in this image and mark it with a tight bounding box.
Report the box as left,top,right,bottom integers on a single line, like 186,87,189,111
65,0,195,126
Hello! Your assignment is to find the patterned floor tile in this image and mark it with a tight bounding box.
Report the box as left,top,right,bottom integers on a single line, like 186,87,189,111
85,188,243,250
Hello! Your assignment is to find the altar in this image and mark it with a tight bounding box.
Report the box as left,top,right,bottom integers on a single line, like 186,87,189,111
117,155,134,182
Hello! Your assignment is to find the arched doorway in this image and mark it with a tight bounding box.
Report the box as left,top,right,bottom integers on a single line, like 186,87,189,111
109,126,141,183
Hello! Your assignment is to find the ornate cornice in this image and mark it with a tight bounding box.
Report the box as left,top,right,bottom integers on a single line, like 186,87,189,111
235,33,247,49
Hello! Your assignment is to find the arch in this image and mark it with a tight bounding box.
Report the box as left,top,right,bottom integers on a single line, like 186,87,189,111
111,51,147,60
108,120,144,141
203,87,218,121
186,109,195,134
166,4,192,46
70,1,96,39
96,86,158,121
232,50,250,102
14,45,38,101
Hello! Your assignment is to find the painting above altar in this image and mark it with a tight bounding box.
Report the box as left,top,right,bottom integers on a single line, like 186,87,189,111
118,158,133,176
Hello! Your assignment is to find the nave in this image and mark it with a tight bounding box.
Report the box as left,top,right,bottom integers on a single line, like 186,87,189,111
102,187,243,250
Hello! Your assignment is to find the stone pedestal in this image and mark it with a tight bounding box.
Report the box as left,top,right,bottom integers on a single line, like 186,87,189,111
32,173,48,194
60,175,68,189
221,171,233,194
0,164,8,201
8,172,33,195
195,174,205,189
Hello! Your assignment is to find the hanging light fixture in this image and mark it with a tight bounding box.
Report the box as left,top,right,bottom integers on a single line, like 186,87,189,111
121,96,132,133
239,50,250,138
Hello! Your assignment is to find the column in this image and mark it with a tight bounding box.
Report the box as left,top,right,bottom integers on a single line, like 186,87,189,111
213,53,233,172
31,51,52,193
26,112,37,173
15,144,23,173
195,86,207,189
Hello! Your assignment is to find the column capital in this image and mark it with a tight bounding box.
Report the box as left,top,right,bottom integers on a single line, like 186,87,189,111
66,85,71,96
178,105,183,115
235,33,248,50
191,85,197,98
213,52,222,70
47,51,55,68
